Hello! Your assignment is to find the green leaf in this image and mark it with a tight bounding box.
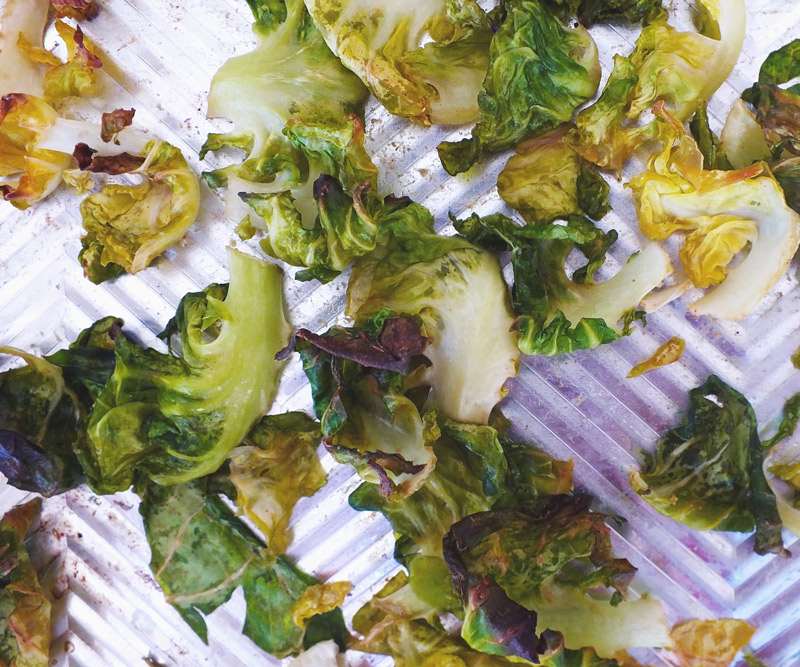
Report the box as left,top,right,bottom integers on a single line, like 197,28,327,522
632,375,785,555
0,348,87,497
304,0,493,124
576,0,664,26
245,0,288,34
763,393,800,450
0,499,50,667
689,104,733,170
139,478,346,657
758,39,800,86
454,213,669,356
204,0,377,241
79,140,200,283
437,0,601,175
348,201,519,423
497,126,609,224
576,163,611,220
442,495,671,661
570,1,744,169
352,572,521,666
281,313,437,499
84,249,289,491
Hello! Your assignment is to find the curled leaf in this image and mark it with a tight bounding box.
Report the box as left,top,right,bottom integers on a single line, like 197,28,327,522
671,619,755,667
73,142,145,174
101,109,136,144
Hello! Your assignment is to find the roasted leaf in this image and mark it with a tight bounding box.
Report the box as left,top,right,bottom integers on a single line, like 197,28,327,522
497,126,610,224
570,0,745,170
42,22,102,101
100,109,136,144
438,0,601,175
203,0,378,257
78,139,200,282
671,619,755,667
689,105,733,170
83,249,289,492
628,103,800,320
0,348,86,496
139,478,346,657
631,376,785,555
454,212,670,356
352,571,521,667
443,495,671,660
627,337,685,378
281,311,437,499
228,412,326,554
50,0,99,21
0,499,50,667
304,0,493,125
347,201,519,423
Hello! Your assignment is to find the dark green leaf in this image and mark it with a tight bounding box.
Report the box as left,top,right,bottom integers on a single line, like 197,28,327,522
774,159,800,215
763,393,800,450
454,213,664,356
576,163,611,220
438,0,600,174
139,478,345,657
689,105,733,170
0,348,87,496
758,39,800,86
577,0,664,26
632,376,785,555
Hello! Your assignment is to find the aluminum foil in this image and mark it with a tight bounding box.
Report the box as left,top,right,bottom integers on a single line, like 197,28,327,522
1,1,800,665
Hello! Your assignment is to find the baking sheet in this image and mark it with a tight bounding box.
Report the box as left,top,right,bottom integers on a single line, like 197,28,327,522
2,0,800,665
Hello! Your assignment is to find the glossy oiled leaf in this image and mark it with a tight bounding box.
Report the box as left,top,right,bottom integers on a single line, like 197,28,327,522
0,499,50,667
438,0,600,175
281,310,437,499
454,212,669,356
632,376,785,555
139,478,346,657
84,249,289,492
443,495,671,661
347,201,519,424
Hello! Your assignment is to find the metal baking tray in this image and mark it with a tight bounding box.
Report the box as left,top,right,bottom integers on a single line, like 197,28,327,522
2,0,800,665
